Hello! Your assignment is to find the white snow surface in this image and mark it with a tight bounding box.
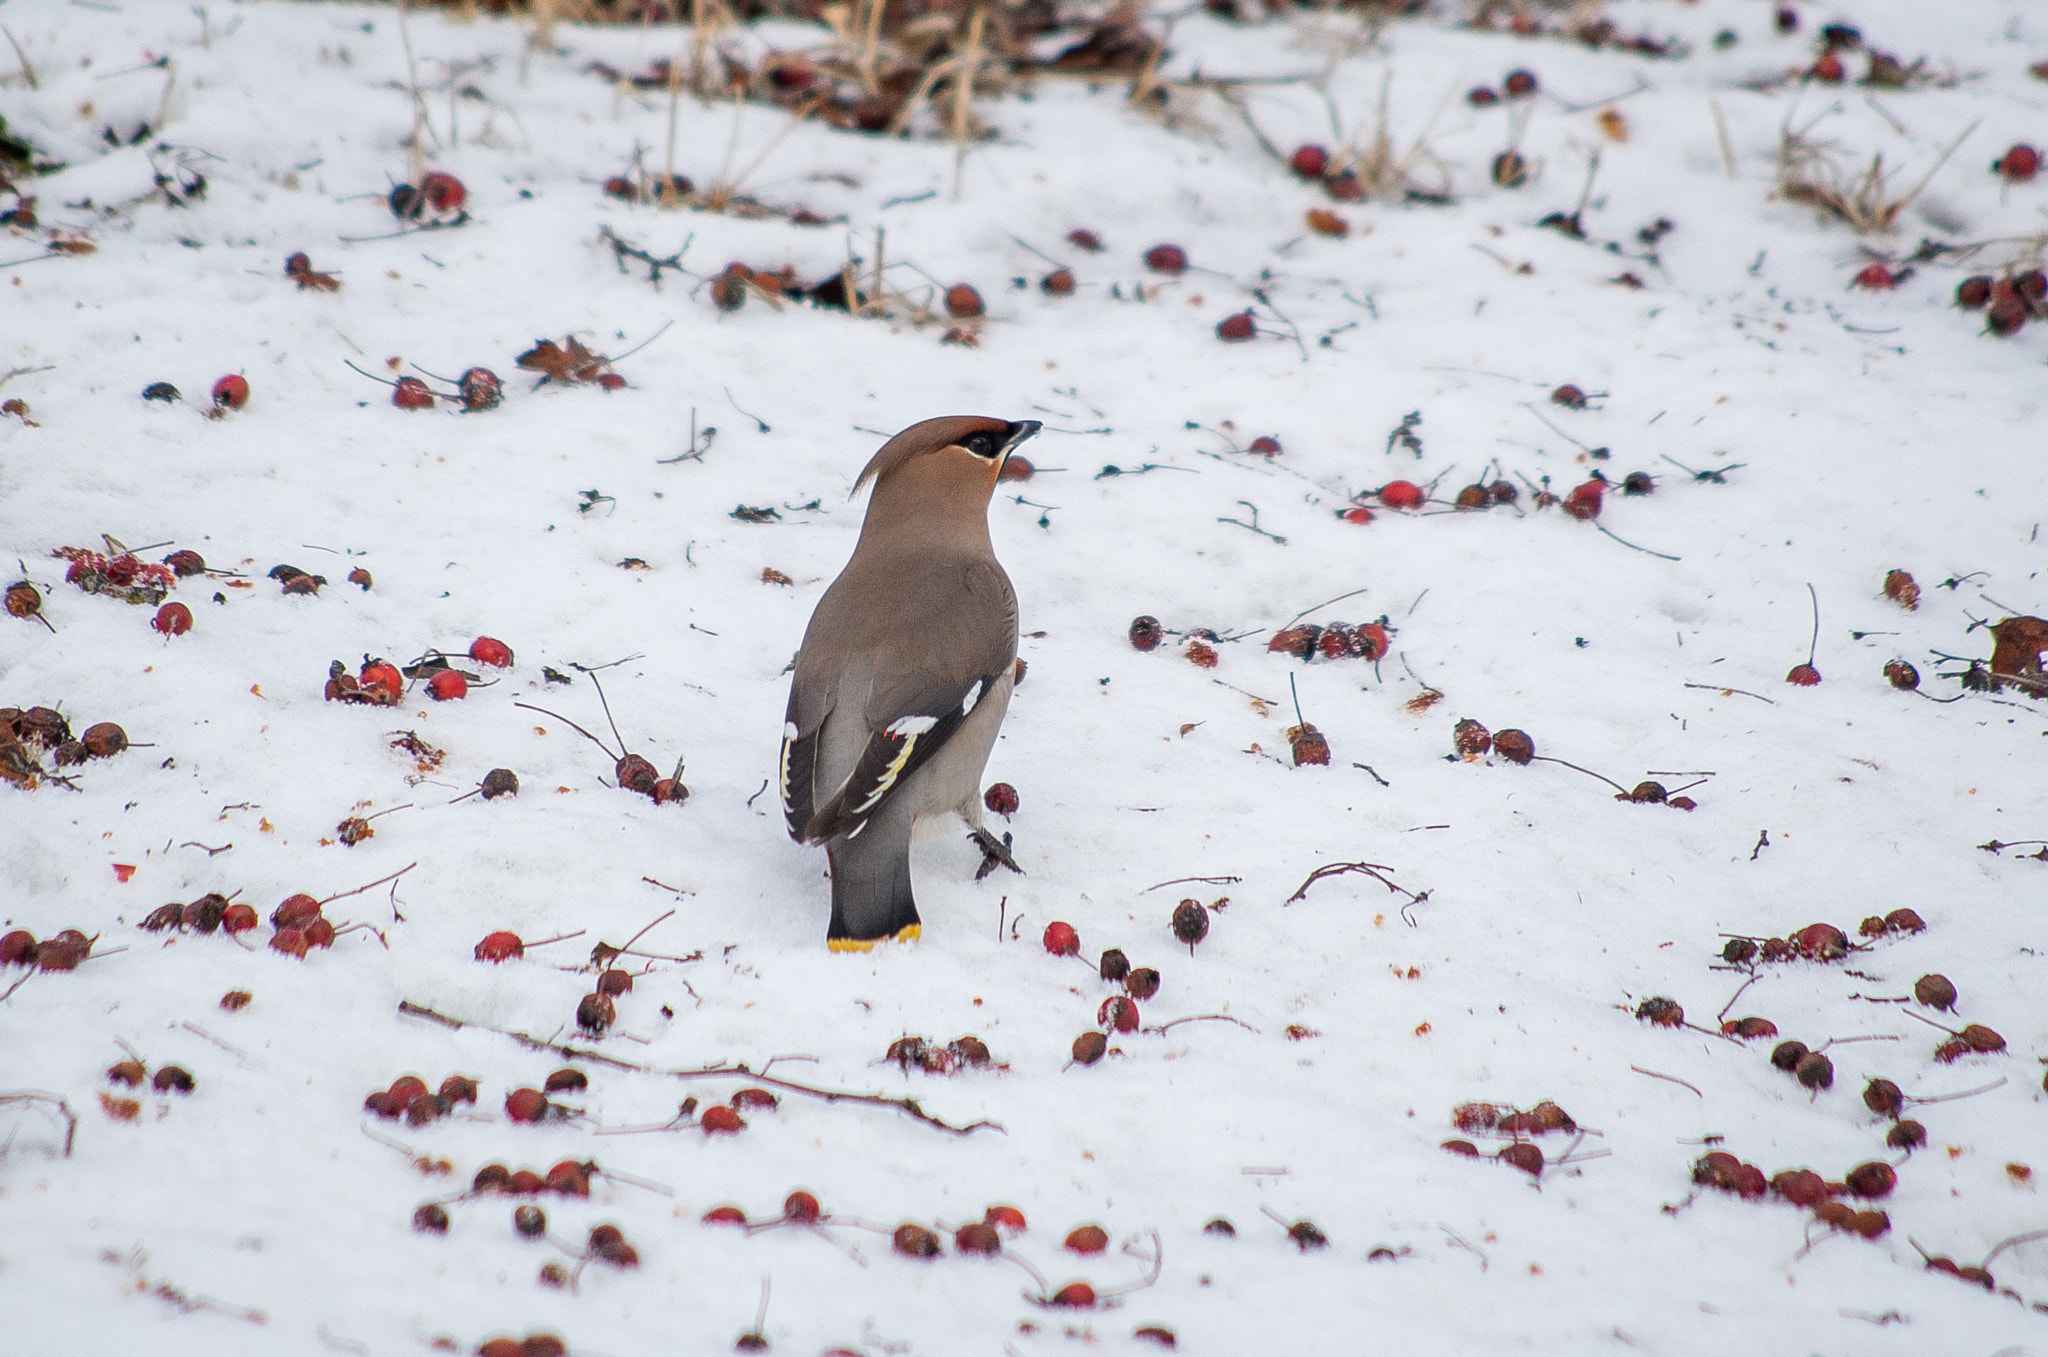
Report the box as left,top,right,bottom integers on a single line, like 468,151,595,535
2,1,2047,1353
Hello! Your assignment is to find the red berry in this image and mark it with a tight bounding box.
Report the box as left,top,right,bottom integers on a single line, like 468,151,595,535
984,1204,1027,1233
1794,922,1848,960
1550,383,1587,409
1216,311,1256,341
427,669,467,701
1098,995,1139,1032
1845,1161,1896,1197
221,904,257,933
1810,54,1845,83
603,176,635,199
269,927,310,958
1852,262,1897,290
475,930,524,962
152,602,193,636
469,636,513,667
1066,228,1104,253
1040,268,1076,296
1050,1282,1097,1308
1956,278,1992,311
387,1077,432,1106
700,1104,746,1134
1997,143,2040,182
944,283,984,318
1143,244,1188,274
1498,1143,1544,1178
1503,69,1538,98
505,1087,549,1122
457,367,502,411
1378,480,1424,509
210,374,249,410
1786,663,1821,686
702,1205,748,1226
1248,435,1281,456
1467,86,1499,107
419,170,466,213
1339,506,1374,525
1043,921,1080,957
163,549,206,576
892,1223,942,1258
360,661,404,699
954,1221,1002,1255
1289,144,1329,179
544,1068,588,1093
392,377,434,410
1,930,35,966
1493,728,1535,763
984,782,1019,818
1065,1224,1109,1255
596,372,626,391
1562,479,1604,519
596,968,632,996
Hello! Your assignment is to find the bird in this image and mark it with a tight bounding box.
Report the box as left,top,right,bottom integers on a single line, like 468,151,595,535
779,416,1039,951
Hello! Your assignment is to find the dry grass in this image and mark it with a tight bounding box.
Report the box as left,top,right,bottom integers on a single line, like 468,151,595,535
1776,113,1977,234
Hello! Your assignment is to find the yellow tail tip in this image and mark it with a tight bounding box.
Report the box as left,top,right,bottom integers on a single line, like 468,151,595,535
828,923,921,953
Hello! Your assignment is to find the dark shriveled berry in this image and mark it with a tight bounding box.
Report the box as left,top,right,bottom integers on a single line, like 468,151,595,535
1862,1078,1904,1119
1498,1143,1544,1178
1721,937,1758,964
1125,967,1160,1000
1770,1040,1809,1071
1913,974,1956,1010
1844,1162,1896,1198
1099,948,1130,982
1128,616,1164,651
1883,908,1925,933
1634,997,1683,1027
514,1204,548,1237
1493,729,1534,764
1452,719,1491,757
1170,899,1209,952
1795,1051,1834,1090
413,1203,450,1234
1071,1031,1108,1065
892,1223,942,1257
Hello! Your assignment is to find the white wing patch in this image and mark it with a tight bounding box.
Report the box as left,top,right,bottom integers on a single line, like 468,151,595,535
886,714,938,737
778,722,799,814
960,680,985,717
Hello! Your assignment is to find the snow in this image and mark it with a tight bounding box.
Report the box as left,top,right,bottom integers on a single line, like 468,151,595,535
2,0,2047,1352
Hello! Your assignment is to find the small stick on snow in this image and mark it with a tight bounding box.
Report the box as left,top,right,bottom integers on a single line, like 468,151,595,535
1631,1066,1703,1097
1140,875,1242,893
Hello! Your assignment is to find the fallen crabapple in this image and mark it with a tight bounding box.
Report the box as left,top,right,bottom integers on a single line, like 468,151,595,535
1995,143,2040,183
1377,480,1424,509
514,1203,548,1237
1561,479,1604,520
152,1065,194,1094
475,930,524,962
152,602,192,636
413,1203,450,1234
1810,54,1846,83
1098,996,1139,1032
954,1221,1001,1255
221,904,257,933
1795,1051,1834,1091
1770,1040,1808,1071
1467,86,1499,106
1503,68,1538,98
1794,922,1849,960
1490,151,1527,189
458,368,502,411
1852,263,1900,290
892,1223,942,1258
1498,1143,1544,1178
1287,723,1331,766
1786,664,1822,686
1914,974,1957,1010
1170,899,1209,953
1455,483,1490,509
1289,144,1329,178
984,782,1018,818
1882,568,1920,609
392,377,435,410
544,1069,588,1093
1071,1031,1108,1065
1040,268,1075,296
1956,275,1993,309
3,930,40,964
1492,729,1534,764
944,284,984,319
1339,506,1374,525
1442,1138,1481,1158
1124,967,1160,1000
480,768,520,800
576,992,615,1033
210,374,249,410
703,1205,748,1226
588,1223,639,1268
1844,1161,1896,1198
1216,311,1256,342
1128,615,1163,651
81,722,128,758
985,1205,1027,1233
505,1088,550,1123
1771,1169,1829,1207
1884,908,1925,933
1043,921,1080,957
1049,1282,1097,1308
782,1190,822,1223
417,170,466,213
440,1075,479,1105
1722,1016,1778,1040
1634,997,1683,1027
427,669,468,701
1248,435,1282,456
1143,244,1187,275
1722,938,1758,964
700,1105,746,1133
1884,659,1920,690
1551,384,1588,409
1065,1224,1109,1255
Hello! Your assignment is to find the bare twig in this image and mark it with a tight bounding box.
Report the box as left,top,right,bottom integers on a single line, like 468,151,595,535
315,862,417,908
1141,1014,1258,1035
1139,875,1242,893
0,1091,76,1155
1631,1066,1703,1097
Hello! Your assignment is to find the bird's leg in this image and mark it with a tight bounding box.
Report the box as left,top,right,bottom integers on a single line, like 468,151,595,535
970,826,1022,880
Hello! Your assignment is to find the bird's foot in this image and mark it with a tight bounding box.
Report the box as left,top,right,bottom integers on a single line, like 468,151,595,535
970,826,1023,881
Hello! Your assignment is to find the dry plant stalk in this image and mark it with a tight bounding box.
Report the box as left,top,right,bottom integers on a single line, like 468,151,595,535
1776,115,1977,233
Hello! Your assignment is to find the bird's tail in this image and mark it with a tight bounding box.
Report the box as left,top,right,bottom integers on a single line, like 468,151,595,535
825,831,921,952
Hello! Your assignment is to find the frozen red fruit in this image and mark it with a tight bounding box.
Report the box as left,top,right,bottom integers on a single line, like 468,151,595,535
1248,435,1282,456
1988,290,2028,335
703,1205,747,1226
731,1087,779,1109
1039,268,1075,295
413,1203,450,1234
211,374,249,410
152,1064,194,1094
1996,143,2040,182
1562,479,1604,520
360,661,404,699
1455,483,1490,509
1723,1016,1779,1040
269,927,310,959
1339,506,1374,525
984,782,1019,818
1851,262,1897,290
480,768,520,800
1770,1039,1808,1070
1289,144,1329,179
152,602,193,636
513,1203,548,1237
475,931,523,962
700,1104,746,1133
392,377,435,410
1628,781,1668,804
1467,86,1499,106
1499,1143,1544,1178
1144,244,1187,274
1848,1209,1889,1238
1378,480,1424,509
576,992,614,1032
892,1223,941,1258
1216,311,1256,341
1066,228,1104,253
1442,1138,1481,1158
1693,1151,1741,1189
1732,1164,1768,1199
1098,995,1139,1032
1551,384,1587,409
985,1204,1027,1232
944,284,984,318
1883,908,1924,933
1884,659,1920,690
386,1075,428,1107
1504,69,1538,98
1771,1169,1828,1207
543,1068,587,1093
1489,150,1528,189
213,903,255,935
1845,1161,1896,1197
438,1075,478,1105
508,1170,544,1194
1486,728,1532,764
1960,1023,2004,1052
596,968,632,996
1913,973,1956,1010
1810,54,1845,83
1128,615,1163,651
1171,899,1209,952
164,549,206,576
427,669,468,701
81,722,128,758
505,1087,549,1122
1888,1119,1927,1151
469,636,513,667
1786,664,1821,686
1050,1282,1097,1308
1956,275,1993,308
305,917,335,949
1071,1030,1108,1065
1635,997,1683,1027
1043,921,1080,956
1795,922,1848,960
1795,1051,1834,1090
783,1190,821,1223
1065,1224,1109,1255
996,455,1034,482
419,170,466,213
954,1221,1001,1255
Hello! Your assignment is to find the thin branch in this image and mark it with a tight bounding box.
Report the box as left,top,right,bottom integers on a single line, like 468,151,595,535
1140,1014,1258,1035
315,862,417,908
0,1091,77,1155
1139,875,1242,893
512,702,620,759
1631,1066,1703,1097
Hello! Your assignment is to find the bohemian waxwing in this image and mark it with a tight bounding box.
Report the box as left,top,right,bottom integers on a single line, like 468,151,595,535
779,415,1039,950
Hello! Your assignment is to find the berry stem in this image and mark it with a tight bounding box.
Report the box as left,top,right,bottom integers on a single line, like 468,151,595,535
1805,582,1820,666
512,702,621,759
315,861,418,908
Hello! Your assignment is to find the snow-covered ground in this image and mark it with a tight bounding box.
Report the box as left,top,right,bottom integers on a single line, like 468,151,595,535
3,1,2047,1352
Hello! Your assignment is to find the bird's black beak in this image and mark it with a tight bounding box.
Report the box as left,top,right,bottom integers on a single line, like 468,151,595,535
1002,420,1042,452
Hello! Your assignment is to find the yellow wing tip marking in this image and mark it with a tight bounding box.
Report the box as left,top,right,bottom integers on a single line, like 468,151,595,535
827,923,921,953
